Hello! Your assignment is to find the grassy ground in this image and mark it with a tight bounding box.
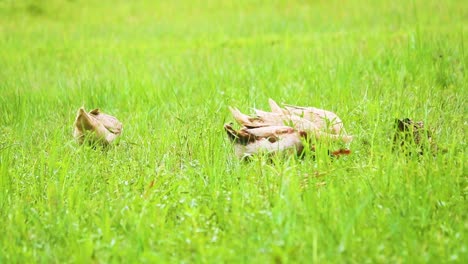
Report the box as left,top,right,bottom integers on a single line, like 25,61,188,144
0,0,466,262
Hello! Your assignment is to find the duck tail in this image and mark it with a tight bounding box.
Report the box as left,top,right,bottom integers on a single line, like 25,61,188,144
268,98,283,114
224,123,255,145
224,123,238,142
229,106,254,126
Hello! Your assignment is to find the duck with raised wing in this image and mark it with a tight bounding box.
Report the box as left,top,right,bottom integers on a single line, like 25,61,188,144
224,99,353,159
73,107,122,146
229,100,353,144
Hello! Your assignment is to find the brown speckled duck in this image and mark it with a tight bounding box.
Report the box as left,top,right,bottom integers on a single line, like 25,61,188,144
270,99,347,135
73,107,122,146
225,99,353,158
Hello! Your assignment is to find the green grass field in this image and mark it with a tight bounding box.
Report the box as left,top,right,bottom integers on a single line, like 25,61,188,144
0,0,466,262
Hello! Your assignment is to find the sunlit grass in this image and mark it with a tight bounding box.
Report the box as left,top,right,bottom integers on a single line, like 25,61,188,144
0,0,466,262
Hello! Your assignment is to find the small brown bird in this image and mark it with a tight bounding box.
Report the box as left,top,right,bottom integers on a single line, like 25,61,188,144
73,107,122,146
393,118,435,155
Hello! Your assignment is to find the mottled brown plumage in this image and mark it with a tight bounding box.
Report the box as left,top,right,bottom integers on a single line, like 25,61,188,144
393,118,436,155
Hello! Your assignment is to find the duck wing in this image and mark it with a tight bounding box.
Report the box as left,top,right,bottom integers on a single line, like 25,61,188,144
89,109,122,135
268,98,286,114
268,100,348,135
228,102,352,143
283,104,346,135
229,107,285,128
229,105,328,132
224,123,256,144
254,109,322,132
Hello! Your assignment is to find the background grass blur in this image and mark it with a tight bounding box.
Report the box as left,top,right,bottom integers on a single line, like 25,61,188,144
0,0,466,262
